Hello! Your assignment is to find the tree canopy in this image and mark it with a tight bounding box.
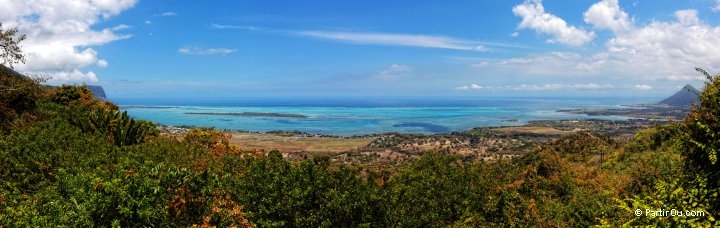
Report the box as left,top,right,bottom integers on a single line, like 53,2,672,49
0,23,26,69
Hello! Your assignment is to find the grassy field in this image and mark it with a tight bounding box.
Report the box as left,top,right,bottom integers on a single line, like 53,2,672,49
491,126,573,135
230,132,374,154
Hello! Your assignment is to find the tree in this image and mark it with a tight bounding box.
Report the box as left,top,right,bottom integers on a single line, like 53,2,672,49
0,24,34,130
0,22,26,69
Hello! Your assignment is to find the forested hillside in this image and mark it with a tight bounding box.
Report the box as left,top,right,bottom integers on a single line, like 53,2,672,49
0,66,718,226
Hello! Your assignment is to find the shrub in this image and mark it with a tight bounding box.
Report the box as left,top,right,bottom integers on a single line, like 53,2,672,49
70,107,151,147
184,128,239,156
47,85,117,110
684,68,720,178
0,73,43,130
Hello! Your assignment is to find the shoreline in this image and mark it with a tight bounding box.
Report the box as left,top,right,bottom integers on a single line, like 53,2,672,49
147,102,690,138
157,117,667,138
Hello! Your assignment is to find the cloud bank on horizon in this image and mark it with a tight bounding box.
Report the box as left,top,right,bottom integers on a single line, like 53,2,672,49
0,0,719,97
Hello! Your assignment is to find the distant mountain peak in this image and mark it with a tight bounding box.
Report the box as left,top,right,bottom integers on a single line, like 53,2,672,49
658,84,700,107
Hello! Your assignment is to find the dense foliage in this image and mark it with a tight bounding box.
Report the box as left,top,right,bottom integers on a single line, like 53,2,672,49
0,68,718,226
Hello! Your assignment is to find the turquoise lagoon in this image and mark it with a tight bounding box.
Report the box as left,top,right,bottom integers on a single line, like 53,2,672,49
116,97,659,136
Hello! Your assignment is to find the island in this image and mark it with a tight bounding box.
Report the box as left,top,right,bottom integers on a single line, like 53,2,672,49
185,112,309,118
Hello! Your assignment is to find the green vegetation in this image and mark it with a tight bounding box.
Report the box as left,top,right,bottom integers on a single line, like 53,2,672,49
0,68,718,226
0,27,718,225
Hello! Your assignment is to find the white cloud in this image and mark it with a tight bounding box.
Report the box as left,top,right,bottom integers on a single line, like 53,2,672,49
375,64,413,79
111,24,131,31
159,11,178,17
674,9,699,25
584,0,632,32
97,59,108,68
145,20,152,25
512,0,595,46
48,70,99,82
510,32,519,37
294,31,490,52
600,9,720,80
0,0,137,82
495,5,720,81
634,84,653,90
712,0,720,12
457,84,483,90
178,47,237,55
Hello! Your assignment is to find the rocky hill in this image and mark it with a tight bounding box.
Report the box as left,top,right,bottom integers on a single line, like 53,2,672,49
87,85,108,101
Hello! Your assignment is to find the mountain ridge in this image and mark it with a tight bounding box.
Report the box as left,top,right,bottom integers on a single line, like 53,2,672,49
1,65,108,101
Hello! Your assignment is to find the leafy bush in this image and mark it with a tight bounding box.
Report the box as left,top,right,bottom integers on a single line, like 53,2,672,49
70,106,151,147
684,68,720,178
47,85,117,110
0,73,43,130
238,151,379,227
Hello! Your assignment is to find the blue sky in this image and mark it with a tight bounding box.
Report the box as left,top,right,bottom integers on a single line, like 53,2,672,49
3,0,720,98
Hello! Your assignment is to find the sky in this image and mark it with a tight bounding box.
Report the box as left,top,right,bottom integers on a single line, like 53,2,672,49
2,0,720,99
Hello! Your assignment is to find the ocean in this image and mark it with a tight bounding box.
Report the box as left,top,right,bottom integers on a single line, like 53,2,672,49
116,96,659,136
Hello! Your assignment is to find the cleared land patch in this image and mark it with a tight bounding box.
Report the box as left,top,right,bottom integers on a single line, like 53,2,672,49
491,126,573,135
230,132,374,154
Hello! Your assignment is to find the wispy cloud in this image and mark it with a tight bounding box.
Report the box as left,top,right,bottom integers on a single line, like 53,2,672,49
457,84,483,90
210,24,260,30
178,47,237,55
110,24,131,31
374,64,413,79
208,24,522,51
457,83,616,91
634,84,653,90
713,0,720,12
294,31,489,52
158,11,178,17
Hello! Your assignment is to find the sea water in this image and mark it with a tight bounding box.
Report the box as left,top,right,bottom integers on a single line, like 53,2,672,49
116,96,659,136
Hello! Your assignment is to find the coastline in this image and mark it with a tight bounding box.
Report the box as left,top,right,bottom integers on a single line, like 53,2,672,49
156,117,666,164
157,117,669,138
